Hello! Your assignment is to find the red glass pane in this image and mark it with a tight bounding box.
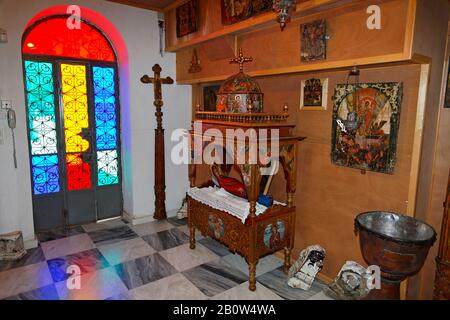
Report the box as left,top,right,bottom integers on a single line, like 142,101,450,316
66,154,92,191
23,18,115,62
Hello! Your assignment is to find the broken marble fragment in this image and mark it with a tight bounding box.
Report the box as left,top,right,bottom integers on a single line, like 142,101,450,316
325,261,374,300
0,231,27,261
287,245,326,290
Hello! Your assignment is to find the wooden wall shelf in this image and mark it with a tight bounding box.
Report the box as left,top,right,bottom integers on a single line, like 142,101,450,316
165,0,352,52
172,0,418,84
175,53,429,85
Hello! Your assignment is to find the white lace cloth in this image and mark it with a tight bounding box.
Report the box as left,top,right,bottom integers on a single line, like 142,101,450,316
187,187,283,223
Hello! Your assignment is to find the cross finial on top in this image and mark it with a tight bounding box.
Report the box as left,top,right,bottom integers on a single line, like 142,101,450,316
230,48,253,73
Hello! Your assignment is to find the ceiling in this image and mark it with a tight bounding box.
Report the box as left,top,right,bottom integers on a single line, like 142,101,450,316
106,0,179,11
107,0,313,12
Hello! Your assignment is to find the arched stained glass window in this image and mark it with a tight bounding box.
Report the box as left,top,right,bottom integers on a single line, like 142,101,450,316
22,17,116,62
23,16,121,196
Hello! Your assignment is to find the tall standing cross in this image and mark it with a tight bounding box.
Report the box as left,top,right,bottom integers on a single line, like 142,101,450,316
141,64,174,220
230,48,253,73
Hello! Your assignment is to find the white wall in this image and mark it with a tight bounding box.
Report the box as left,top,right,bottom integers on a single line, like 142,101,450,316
0,0,191,243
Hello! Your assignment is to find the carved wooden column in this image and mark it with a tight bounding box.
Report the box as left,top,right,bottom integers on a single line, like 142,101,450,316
239,164,261,219
188,133,197,188
280,142,299,273
239,163,261,291
141,64,174,220
280,143,297,207
434,170,450,300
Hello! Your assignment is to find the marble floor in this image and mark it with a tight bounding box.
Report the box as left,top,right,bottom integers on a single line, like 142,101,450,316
0,217,332,300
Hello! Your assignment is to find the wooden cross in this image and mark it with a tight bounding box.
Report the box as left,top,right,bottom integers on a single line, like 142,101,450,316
141,64,174,109
230,48,253,73
140,64,174,220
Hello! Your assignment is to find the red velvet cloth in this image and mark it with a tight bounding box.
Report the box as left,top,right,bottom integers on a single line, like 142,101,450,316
217,176,247,198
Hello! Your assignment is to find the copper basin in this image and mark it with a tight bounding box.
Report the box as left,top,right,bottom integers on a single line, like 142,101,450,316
355,211,436,280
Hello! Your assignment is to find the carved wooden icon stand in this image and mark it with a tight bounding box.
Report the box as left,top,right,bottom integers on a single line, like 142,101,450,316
187,49,306,291
141,64,174,220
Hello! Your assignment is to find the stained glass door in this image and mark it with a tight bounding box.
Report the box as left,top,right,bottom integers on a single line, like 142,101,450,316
59,62,96,226
23,59,122,231
22,16,123,231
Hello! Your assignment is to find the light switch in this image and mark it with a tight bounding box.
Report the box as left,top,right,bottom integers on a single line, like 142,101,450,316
1,100,12,109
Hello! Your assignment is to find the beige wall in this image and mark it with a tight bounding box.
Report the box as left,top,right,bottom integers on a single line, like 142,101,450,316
258,65,420,282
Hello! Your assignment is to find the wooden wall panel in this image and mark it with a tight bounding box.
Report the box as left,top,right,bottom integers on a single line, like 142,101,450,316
191,64,421,282
175,0,409,83
259,66,420,280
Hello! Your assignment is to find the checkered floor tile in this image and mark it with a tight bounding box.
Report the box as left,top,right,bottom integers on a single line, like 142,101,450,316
0,218,330,300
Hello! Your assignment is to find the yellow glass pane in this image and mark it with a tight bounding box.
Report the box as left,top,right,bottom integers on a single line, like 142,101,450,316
60,64,90,153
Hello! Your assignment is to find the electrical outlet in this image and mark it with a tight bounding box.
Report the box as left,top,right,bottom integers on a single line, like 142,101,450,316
1,100,12,109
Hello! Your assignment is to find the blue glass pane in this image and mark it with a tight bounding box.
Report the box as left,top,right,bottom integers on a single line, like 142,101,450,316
24,60,58,155
32,155,60,195
93,66,117,150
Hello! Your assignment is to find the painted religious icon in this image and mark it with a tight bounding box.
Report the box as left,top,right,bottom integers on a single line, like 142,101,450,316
331,82,403,174
445,63,450,108
203,85,220,111
208,214,225,239
300,78,328,110
221,0,273,25
176,0,198,38
263,220,285,250
300,19,327,62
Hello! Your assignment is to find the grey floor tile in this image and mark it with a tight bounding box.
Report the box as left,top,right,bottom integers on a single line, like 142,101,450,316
131,220,174,237
142,228,189,251
113,253,178,290
130,273,207,300
37,226,85,243
2,284,59,300
55,267,128,300
159,243,220,272
182,258,248,297
41,233,95,260
308,291,334,300
0,246,45,272
47,248,110,282
88,226,138,246
98,237,156,266
256,266,328,300
211,281,284,300
105,291,135,300
0,261,53,300
221,253,284,277
197,238,231,257
167,217,188,227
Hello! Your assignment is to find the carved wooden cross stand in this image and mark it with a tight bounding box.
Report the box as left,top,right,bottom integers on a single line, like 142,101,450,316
141,64,174,220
